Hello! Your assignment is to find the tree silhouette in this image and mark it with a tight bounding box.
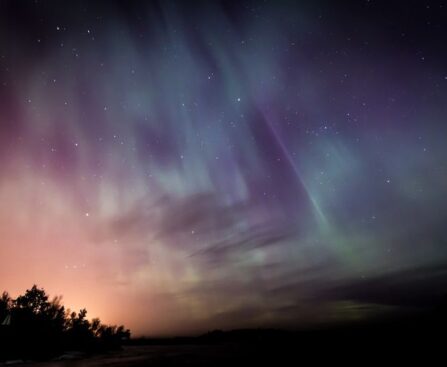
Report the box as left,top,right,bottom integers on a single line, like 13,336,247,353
0,292,11,325
0,285,130,361
15,285,50,314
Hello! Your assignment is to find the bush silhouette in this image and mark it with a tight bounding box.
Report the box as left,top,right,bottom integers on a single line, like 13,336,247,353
0,285,130,361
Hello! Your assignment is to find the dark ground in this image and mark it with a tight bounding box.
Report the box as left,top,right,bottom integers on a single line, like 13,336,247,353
2,321,445,366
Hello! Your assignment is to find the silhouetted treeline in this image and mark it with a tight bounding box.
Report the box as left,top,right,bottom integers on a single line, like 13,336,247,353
0,285,130,361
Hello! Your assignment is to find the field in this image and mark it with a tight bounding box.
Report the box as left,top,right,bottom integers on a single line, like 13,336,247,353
1,344,274,367
2,322,444,366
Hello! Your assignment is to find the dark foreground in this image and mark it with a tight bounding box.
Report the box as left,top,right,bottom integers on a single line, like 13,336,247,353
2,325,444,366
1,345,250,367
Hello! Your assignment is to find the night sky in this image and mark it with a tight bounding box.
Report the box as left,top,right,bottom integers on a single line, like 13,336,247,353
1,0,447,336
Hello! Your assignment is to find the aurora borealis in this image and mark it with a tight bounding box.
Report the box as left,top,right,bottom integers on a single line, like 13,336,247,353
1,0,447,336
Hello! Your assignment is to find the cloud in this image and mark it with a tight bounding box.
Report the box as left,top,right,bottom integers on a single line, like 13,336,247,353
320,264,447,309
98,190,300,258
